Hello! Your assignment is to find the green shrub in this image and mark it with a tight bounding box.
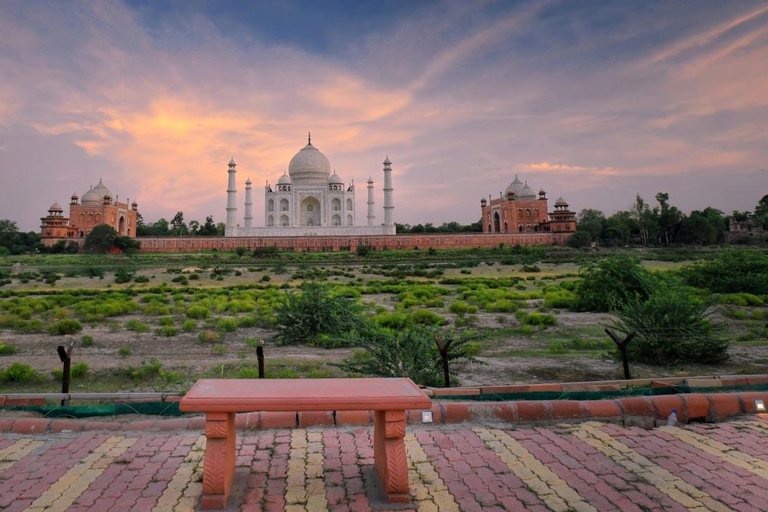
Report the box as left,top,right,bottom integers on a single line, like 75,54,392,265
543,291,576,309
114,268,135,284
0,341,18,356
448,300,470,314
134,275,150,283
516,311,557,327
198,330,222,344
610,287,727,365
261,275,271,282
71,361,89,378
156,325,179,337
212,345,227,356
485,299,518,313
80,335,94,347
118,347,131,357
125,320,150,333
412,309,447,326
126,358,162,380
679,250,768,295
217,318,239,332
718,293,764,307
575,255,658,312
181,319,197,332
49,319,83,335
186,305,210,319
158,317,175,327
1,363,38,382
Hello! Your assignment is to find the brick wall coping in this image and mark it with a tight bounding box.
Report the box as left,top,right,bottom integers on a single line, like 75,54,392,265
2,391,767,434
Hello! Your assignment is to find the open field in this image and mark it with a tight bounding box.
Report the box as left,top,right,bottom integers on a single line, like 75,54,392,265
1,246,767,393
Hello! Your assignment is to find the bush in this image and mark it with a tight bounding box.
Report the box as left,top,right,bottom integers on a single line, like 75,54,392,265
156,325,179,337
114,268,135,284
198,330,221,344
448,300,470,314
273,282,365,345
81,335,94,347
71,361,89,378
609,287,727,365
0,341,18,355
134,276,150,283
181,319,197,332
340,327,479,387
567,230,593,248
679,250,768,295
186,305,210,319
118,347,131,357
49,319,83,335
575,255,658,312
516,311,557,327
217,318,239,332
0,363,38,382
127,358,162,380
125,320,150,333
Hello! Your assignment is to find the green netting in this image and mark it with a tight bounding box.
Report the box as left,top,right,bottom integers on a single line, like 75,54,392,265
0,401,182,418
433,383,768,402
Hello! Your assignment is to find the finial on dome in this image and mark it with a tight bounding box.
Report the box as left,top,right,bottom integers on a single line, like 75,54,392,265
308,132,311,145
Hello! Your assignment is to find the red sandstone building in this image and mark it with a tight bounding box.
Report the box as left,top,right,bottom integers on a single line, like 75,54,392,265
480,176,576,235
40,180,139,247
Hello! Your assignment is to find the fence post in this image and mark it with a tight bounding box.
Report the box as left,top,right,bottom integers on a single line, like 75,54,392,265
57,341,75,406
605,328,635,380
257,341,265,379
433,333,453,388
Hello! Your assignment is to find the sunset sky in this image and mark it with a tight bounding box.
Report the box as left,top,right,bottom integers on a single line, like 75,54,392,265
1,0,767,231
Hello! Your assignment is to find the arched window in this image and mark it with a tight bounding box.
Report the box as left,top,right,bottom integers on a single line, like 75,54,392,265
280,215,289,226
95,214,101,223
268,199,274,211
533,208,538,217
504,222,508,233
332,198,341,211
534,225,539,232
346,198,353,210
280,199,289,211
267,215,274,227
347,214,353,226
332,214,341,226
525,209,531,218
518,225,523,232
307,204,314,212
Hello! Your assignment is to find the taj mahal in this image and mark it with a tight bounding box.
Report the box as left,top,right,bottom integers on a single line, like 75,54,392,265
224,135,396,237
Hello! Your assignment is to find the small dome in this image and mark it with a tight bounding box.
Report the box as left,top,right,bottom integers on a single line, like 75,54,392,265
555,196,568,206
329,172,343,184
383,156,392,165
539,188,546,195
504,175,524,196
81,180,112,205
245,178,252,186
518,183,536,199
278,173,292,185
288,139,331,184
71,192,78,199
367,176,374,184
228,158,236,166
48,201,63,212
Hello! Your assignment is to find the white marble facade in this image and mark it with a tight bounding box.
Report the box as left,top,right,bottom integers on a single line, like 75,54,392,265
225,135,395,237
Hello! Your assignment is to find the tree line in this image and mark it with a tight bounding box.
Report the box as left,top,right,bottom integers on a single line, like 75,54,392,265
569,193,768,248
136,212,225,237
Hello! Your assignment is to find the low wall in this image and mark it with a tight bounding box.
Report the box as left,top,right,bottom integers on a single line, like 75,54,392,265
137,232,573,253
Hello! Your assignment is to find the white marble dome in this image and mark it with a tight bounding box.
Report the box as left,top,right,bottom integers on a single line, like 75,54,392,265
288,141,331,184
505,176,524,196
518,183,536,199
328,172,343,184
278,173,292,185
81,180,112,205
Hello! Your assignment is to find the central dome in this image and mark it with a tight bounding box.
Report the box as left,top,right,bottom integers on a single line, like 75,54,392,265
81,180,112,206
288,139,331,185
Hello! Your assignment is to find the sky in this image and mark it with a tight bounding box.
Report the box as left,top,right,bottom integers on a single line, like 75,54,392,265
0,0,767,232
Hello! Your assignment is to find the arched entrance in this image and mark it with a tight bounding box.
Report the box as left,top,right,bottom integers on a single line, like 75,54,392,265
118,216,126,235
300,197,321,226
493,212,500,232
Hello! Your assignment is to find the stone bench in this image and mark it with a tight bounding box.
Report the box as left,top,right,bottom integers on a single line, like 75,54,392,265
179,377,432,509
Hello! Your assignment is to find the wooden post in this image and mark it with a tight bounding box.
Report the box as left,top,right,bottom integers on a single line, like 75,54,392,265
256,341,265,379
605,328,635,380
433,333,453,388
57,341,75,406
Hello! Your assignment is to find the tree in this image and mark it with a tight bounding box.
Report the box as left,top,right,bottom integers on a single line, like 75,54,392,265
115,236,141,254
0,220,19,249
170,212,187,235
576,209,605,243
575,255,658,312
567,230,592,248
199,216,218,236
678,213,715,245
216,222,226,236
83,225,118,253
603,215,631,246
630,194,658,245
655,192,682,245
754,194,768,228
189,220,200,235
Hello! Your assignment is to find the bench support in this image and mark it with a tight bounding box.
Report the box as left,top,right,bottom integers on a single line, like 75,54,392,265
201,412,236,509
374,410,410,503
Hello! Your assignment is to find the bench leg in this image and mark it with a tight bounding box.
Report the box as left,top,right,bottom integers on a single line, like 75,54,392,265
201,412,236,509
373,410,410,503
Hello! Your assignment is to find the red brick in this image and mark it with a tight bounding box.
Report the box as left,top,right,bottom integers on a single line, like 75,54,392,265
83,421,122,431
298,411,334,427
0,418,13,431
516,401,550,422
431,388,481,396
155,418,190,431
464,403,517,423
479,385,529,394
189,416,206,429
11,418,50,434
709,393,742,420
581,400,622,418
442,402,473,423
720,377,749,387
336,411,372,426
242,412,260,429
737,392,768,413
527,384,563,393
682,394,710,420
650,395,684,421
747,376,768,385
548,400,583,420
652,381,675,388
5,398,45,406
48,419,84,433
234,414,248,429
164,396,182,402
259,412,297,429
617,396,653,417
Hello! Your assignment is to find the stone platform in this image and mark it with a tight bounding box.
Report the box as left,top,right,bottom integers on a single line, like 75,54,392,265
3,416,768,511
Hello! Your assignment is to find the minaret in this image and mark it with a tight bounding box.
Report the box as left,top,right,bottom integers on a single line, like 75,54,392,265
383,156,394,229
244,178,253,229
225,158,237,236
367,176,375,226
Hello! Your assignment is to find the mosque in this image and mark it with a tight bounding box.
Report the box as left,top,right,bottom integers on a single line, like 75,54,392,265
480,176,576,234
224,135,396,237
40,180,139,247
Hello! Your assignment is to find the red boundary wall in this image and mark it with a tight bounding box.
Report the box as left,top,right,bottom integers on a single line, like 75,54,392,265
137,233,573,253
3,392,767,433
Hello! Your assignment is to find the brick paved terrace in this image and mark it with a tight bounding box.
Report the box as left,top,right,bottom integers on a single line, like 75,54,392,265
3,415,768,511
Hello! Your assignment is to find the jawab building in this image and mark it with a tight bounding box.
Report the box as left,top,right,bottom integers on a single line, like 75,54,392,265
224,135,396,237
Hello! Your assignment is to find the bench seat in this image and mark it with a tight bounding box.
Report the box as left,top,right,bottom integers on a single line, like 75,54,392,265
180,377,432,509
